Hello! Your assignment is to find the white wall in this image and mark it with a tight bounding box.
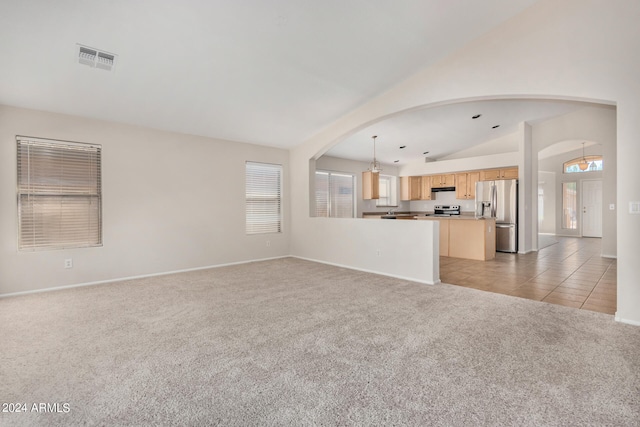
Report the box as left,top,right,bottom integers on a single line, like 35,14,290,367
0,105,290,295
290,0,640,325
410,191,476,214
295,218,439,285
439,131,519,160
538,171,556,234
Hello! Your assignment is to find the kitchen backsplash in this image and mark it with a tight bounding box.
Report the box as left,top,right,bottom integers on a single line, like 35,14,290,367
409,191,476,212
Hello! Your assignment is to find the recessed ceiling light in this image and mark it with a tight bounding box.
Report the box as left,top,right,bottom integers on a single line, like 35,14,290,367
399,145,406,149
492,125,500,129
394,160,399,163
472,114,482,119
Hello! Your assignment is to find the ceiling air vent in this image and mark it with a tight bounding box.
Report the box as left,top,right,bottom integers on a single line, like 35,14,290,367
77,44,116,72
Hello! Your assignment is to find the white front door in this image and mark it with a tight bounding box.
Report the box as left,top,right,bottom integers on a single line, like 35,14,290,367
582,179,602,237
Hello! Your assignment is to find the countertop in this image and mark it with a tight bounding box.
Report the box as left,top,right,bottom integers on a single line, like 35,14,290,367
363,211,491,220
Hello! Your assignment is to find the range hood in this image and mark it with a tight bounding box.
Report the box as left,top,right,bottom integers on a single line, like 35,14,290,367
432,186,456,192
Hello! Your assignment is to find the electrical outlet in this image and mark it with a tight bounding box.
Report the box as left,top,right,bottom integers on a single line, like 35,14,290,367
609,204,615,210
376,249,381,257
266,240,271,247
64,258,73,269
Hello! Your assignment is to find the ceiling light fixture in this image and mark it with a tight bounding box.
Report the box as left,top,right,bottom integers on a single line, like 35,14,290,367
394,160,399,163
368,135,382,173
423,151,429,155
492,125,500,129
400,145,406,149
472,114,482,119
579,142,590,171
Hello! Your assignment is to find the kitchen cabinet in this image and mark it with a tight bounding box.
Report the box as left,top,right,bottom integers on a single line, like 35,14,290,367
430,173,455,188
420,176,432,200
400,176,422,201
480,167,518,181
448,218,496,261
416,217,495,260
455,172,480,200
362,171,379,200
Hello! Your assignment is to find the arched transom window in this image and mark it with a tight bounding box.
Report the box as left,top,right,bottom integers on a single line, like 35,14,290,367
563,155,603,173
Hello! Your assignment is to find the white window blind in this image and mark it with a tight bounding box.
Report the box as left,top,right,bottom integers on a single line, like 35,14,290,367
17,136,102,250
246,162,282,234
315,171,355,218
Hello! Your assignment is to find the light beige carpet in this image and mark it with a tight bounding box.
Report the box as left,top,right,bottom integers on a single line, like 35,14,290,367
1,258,639,426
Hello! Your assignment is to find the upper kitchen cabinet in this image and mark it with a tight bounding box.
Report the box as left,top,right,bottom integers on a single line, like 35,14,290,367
362,171,379,199
430,174,455,188
456,171,480,200
400,176,422,201
480,167,518,181
420,176,432,200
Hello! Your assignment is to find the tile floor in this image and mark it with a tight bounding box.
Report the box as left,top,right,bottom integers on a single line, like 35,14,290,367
440,236,617,315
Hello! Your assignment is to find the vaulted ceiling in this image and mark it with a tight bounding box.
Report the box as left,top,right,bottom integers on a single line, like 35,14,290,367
0,0,541,152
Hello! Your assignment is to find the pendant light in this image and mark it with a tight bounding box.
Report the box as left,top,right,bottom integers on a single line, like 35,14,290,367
579,142,590,171
368,135,382,173
362,135,380,199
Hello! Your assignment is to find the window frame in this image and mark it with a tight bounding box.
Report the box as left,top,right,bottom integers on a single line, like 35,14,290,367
563,155,603,174
562,181,577,230
376,174,398,207
16,136,102,251
315,170,356,218
245,161,283,235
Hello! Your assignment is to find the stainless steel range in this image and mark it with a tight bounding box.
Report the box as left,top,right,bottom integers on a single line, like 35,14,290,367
432,205,460,217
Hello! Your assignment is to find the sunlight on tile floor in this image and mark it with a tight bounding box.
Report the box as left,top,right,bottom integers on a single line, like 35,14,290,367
440,236,616,315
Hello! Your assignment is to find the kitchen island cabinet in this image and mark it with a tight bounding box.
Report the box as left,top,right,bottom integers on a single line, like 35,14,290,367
416,216,495,261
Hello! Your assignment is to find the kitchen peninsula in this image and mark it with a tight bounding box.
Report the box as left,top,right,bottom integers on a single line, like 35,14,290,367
363,212,496,261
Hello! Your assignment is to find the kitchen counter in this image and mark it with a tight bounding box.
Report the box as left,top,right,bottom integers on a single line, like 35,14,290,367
364,212,488,220
361,212,495,260
419,216,496,261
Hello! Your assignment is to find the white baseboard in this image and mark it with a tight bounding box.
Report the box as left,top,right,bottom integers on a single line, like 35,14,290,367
615,313,640,327
601,253,617,259
291,256,439,285
0,256,289,299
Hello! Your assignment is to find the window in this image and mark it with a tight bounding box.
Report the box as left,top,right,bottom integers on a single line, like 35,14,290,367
563,155,603,173
17,136,102,250
315,171,355,218
376,175,398,207
562,182,577,229
246,162,282,234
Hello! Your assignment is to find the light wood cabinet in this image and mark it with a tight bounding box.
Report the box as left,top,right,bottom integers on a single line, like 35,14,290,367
448,218,496,261
415,217,495,260
420,176,432,200
430,174,455,188
456,172,480,200
501,167,519,179
400,176,421,201
480,167,518,181
362,171,379,200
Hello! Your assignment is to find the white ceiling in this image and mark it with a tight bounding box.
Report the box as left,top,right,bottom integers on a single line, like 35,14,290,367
0,0,540,149
324,99,588,165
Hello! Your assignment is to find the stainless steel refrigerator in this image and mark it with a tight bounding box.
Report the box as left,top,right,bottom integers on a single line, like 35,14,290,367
475,179,518,253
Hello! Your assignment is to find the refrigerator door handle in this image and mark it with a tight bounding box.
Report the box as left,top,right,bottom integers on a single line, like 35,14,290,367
496,224,514,228
490,184,497,218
